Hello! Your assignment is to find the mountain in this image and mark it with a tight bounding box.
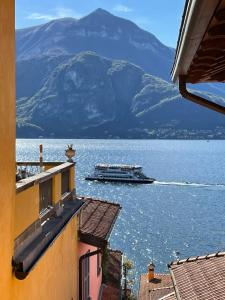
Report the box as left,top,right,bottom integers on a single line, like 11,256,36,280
16,9,174,80
17,52,225,139
16,9,225,139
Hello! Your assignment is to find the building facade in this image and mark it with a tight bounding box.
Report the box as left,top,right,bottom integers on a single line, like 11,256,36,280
78,197,122,300
0,3,122,299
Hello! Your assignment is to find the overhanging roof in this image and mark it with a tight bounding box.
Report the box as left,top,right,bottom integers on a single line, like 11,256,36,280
78,196,121,248
172,0,225,83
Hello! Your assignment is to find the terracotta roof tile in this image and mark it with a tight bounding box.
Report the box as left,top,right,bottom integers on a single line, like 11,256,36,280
169,251,225,300
138,273,174,300
159,292,176,300
78,196,121,247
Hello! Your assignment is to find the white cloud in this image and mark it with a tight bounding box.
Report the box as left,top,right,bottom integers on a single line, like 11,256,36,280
27,7,81,22
113,4,133,13
27,13,55,21
54,7,81,19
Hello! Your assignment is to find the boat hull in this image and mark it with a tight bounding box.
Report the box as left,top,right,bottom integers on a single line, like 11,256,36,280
85,177,155,184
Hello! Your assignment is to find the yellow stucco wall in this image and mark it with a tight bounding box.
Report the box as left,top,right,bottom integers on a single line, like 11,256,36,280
0,1,80,298
12,217,79,300
15,185,39,238
0,1,16,299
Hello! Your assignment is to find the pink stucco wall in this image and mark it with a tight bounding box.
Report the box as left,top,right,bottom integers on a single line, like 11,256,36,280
78,242,102,300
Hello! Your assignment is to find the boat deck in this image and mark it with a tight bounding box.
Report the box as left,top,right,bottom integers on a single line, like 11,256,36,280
85,176,155,184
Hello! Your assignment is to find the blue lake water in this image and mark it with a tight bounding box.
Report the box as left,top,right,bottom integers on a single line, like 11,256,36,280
17,139,225,287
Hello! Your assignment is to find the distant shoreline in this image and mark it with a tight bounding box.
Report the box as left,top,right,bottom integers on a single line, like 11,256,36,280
15,137,225,140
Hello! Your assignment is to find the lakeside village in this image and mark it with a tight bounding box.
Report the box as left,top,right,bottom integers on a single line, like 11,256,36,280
2,0,225,300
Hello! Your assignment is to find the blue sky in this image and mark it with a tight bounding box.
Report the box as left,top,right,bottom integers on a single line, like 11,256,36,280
16,0,185,48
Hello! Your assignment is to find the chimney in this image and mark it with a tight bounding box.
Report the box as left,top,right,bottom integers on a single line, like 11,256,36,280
148,262,155,282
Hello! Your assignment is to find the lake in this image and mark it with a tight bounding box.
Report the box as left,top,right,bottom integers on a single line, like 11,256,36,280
17,139,225,288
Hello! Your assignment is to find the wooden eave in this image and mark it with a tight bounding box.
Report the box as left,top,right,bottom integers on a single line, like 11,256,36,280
78,231,108,248
172,0,225,83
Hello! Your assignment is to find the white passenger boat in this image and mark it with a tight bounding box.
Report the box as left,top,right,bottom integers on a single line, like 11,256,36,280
85,164,155,184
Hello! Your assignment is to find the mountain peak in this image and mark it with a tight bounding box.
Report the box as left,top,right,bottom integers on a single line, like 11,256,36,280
16,7,174,80
80,8,114,22
93,8,112,15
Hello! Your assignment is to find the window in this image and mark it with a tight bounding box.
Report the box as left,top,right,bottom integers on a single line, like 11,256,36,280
82,251,90,300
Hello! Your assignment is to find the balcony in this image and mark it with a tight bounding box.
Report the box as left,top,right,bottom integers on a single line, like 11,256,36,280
14,161,84,279
16,161,62,180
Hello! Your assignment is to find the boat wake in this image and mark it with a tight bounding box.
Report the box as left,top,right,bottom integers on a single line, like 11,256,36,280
154,181,225,188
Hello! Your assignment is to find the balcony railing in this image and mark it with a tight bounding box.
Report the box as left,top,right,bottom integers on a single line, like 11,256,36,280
16,161,63,181
13,161,83,279
16,161,75,229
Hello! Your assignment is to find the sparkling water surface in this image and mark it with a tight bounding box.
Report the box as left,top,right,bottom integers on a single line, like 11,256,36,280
16,139,225,287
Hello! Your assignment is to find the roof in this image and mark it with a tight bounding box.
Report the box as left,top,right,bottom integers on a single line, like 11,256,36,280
168,251,225,300
160,293,176,300
138,273,174,300
78,196,121,248
172,0,225,83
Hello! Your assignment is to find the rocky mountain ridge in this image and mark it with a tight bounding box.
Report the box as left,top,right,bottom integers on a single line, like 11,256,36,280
17,52,225,139
16,8,174,80
16,9,225,139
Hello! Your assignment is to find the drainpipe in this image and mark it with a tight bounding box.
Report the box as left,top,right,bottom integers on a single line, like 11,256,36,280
179,75,225,115
79,249,102,300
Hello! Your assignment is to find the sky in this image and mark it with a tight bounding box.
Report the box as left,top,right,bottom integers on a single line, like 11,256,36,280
16,0,185,48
